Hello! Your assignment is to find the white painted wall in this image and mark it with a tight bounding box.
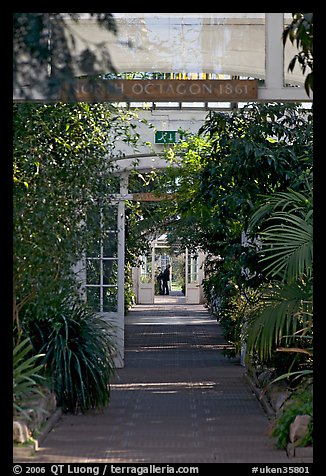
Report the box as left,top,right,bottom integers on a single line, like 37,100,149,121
112,109,209,172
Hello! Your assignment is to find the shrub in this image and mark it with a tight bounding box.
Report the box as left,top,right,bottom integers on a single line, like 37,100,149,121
272,383,313,449
27,302,117,413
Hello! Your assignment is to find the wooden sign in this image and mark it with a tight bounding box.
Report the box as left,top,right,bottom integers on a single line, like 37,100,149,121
60,79,258,102
132,193,176,202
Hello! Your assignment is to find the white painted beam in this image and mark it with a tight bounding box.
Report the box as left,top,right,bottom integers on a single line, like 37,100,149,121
265,13,284,90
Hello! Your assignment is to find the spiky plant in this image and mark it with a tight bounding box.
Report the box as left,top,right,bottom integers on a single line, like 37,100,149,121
30,302,117,413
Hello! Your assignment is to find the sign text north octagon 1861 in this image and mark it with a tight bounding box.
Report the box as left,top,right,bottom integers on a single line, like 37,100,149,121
60,79,258,102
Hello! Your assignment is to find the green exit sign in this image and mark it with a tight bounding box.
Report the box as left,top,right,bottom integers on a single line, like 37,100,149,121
155,131,182,144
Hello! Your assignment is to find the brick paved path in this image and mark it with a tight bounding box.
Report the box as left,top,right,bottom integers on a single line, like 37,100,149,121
16,295,293,463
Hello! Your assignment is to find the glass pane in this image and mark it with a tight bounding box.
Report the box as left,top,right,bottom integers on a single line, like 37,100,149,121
140,274,152,284
86,239,101,258
86,206,101,257
86,259,100,285
181,102,205,108
188,255,199,283
103,231,118,257
86,287,100,312
160,254,170,270
154,102,180,108
107,175,121,194
108,14,265,77
102,205,118,231
155,254,161,269
140,256,152,283
103,287,118,312
103,259,118,285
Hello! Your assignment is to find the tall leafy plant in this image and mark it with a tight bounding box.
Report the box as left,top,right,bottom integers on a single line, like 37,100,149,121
13,102,145,332
13,338,46,420
27,302,117,413
13,102,152,414
246,181,313,371
152,103,313,258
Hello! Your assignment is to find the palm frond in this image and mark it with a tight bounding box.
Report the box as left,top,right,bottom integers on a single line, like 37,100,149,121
269,369,313,386
246,282,312,361
249,187,312,232
248,187,313,282
276,347,313,356
260,217,313,280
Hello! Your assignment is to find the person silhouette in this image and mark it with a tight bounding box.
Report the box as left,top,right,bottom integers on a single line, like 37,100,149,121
162,264,171,295
156,268,163,294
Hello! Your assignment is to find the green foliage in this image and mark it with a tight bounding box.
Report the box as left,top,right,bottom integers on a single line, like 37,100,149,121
203,254,264,359
13,102,147,414
246,182,313,370
128,103,312,373
13,102,142,326
27,303,117,413
156,103,313,257
283,13,313,96
124,263,136,312
13,338,46,420
139,103,312,366
245,280,312,364
215,293,247,358
248,184,313,282
272,384,313,449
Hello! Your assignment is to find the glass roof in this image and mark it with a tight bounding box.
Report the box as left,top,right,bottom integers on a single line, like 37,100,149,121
62,13,303,86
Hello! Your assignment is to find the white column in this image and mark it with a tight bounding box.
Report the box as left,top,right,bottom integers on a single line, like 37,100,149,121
118,174,128,316
151,244,156,295
265,12,284,90
198,251,206,304
114,173,128,368
185,248,189,301
71,253,87,302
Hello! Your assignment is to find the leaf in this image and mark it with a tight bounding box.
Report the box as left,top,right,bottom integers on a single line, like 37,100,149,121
276,346,313,356
269,369,313,386
246,281,311,361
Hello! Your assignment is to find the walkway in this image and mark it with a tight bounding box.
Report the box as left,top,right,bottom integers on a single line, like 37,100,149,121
17,294,294,463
